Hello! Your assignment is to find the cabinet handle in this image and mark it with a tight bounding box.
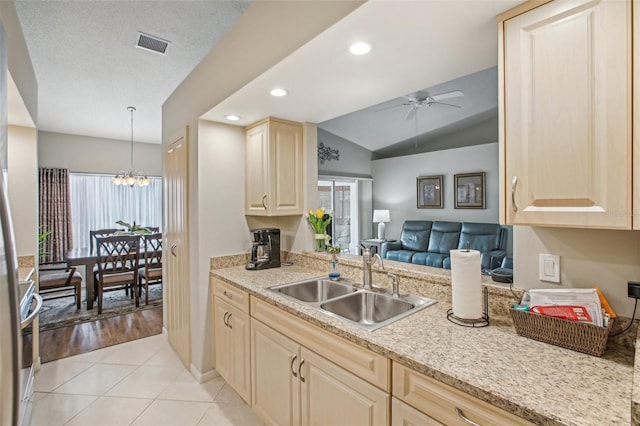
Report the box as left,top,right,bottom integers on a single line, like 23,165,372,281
223,290,233,300
299,358,306,383
290,355,298,377
223,311,229,327
262,194,267,210
511,176,518,212
171,243,177,257
227,313,232,329
455,407,481,426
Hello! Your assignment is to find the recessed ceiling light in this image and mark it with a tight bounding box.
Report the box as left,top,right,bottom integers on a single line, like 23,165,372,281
349,41,371,56
270,88,288,97
225,114,241,121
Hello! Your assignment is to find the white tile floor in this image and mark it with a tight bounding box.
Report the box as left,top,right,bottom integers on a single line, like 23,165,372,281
31,334,264,426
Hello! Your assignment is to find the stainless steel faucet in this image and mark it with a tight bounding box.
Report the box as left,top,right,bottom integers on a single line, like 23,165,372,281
388,273,400,297
361,244,385,290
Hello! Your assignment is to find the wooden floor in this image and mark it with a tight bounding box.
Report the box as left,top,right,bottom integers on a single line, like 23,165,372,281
24,306,163,364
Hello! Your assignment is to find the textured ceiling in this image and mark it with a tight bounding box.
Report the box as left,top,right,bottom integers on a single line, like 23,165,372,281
14,0,252,143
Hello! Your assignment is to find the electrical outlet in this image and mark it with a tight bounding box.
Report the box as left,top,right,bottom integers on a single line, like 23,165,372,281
628,281,640,299
539,254,560,283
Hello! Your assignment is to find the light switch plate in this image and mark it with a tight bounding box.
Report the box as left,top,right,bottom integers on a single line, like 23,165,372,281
539,254,560,283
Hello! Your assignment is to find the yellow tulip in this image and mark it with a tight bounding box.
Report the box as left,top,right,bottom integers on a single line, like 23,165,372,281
315,208,324,218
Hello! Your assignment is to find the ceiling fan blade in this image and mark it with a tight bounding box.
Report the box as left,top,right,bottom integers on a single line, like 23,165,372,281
428,101,461,108
430,90,464,101
405,106,417,121
375,103,405,112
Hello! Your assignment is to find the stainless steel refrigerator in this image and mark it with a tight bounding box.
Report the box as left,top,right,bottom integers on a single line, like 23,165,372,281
0,175,22,425
0,176,40,425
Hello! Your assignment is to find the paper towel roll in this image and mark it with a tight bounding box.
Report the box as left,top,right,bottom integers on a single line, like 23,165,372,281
450,249,483,319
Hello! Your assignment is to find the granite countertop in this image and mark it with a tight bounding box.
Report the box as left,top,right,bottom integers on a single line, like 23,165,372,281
212,261,637,426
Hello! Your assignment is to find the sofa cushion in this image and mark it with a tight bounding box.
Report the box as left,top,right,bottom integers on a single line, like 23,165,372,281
385,250,416,263
458,222,507,269
399,221,432,252
458,222,502,252
427,221,461,254
412,252,449,268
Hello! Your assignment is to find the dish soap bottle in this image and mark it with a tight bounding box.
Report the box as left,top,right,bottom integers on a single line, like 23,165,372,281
327,246,341,281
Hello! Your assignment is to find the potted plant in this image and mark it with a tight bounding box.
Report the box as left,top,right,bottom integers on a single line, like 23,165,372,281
115,220,153,235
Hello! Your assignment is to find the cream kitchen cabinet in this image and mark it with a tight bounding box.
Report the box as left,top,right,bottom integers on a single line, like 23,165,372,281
245,117,303,216
391,397,442,426
250,297,389,426
392,363,534,426
499,0,632,228
212,278,251,404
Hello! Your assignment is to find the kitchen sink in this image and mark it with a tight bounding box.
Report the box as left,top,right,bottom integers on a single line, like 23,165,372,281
268,277,437,331
270,278,357,303
320,292,414,324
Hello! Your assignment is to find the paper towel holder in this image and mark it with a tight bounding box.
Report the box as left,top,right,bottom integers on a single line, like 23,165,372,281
446,287,489,327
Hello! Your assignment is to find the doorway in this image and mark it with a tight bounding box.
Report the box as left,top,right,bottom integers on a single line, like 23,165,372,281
318,177,371,254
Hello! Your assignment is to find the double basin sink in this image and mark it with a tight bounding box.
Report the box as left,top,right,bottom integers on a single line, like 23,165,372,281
268,278,437,331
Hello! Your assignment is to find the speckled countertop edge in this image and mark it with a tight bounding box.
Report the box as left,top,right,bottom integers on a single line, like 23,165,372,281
632,334,640,425
212,252,634,426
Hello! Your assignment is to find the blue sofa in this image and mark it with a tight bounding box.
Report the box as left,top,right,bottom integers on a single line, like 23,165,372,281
381,220,508,271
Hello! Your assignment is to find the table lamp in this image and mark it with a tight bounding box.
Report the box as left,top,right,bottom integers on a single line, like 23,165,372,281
373,209,390,240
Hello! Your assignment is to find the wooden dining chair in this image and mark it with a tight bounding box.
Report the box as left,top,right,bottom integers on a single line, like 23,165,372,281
95,234,140,314
89,228,124,255
39,262,83,309
138,232,162,305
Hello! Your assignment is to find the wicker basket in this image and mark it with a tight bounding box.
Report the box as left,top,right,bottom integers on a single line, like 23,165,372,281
509,308,614,357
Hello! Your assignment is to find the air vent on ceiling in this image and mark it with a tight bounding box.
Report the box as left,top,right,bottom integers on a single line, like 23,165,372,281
136,32,170,55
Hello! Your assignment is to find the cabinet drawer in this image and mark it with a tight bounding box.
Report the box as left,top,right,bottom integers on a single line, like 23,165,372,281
392,363,534,426
251,297,390,391
391,397,442,426
214,278,249,313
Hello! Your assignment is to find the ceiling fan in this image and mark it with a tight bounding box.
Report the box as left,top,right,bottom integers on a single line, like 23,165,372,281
377,90,464,120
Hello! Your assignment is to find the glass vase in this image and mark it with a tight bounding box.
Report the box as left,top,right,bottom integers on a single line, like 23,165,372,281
314,234,326,252
329,253,340,281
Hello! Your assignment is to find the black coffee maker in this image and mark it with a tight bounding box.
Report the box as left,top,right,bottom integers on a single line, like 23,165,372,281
246,228,281,270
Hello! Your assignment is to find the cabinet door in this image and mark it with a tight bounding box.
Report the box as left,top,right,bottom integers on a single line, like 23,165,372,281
245,122,269,215
391,397,442,426
164,128,190,367
214,297,251,404
213,297,232,384
269,120,303,215
300,347,389,426
228,305,251,404
251,319,300,426
503,0,631,228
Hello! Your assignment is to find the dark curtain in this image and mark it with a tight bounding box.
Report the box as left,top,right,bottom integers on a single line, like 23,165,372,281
39,168,73,263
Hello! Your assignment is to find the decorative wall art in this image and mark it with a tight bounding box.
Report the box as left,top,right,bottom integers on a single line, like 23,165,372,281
318,142,340,164
454,172,485,209
417,175,443,209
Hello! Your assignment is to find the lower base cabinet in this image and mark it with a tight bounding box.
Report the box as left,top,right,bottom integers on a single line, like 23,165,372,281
392,363,534,426
251,318,389,426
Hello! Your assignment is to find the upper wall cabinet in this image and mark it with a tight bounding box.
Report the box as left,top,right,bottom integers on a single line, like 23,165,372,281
499,0,632,229
245,117,304,216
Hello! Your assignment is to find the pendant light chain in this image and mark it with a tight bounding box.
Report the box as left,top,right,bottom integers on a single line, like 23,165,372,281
112,106,150,187
129,106,135,171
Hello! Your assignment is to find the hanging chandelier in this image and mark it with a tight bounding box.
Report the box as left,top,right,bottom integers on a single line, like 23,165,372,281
113,106,150,187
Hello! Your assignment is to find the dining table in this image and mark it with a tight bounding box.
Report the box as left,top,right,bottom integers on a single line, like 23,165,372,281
66,245,162,310
66,247,98,309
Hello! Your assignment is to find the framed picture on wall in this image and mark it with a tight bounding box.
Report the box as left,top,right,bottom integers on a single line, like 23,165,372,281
417,175,443,209
454,172,485,209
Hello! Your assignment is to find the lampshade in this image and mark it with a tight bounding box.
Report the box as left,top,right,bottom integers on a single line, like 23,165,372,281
373,209,390,223
113,106,150,187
